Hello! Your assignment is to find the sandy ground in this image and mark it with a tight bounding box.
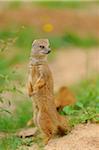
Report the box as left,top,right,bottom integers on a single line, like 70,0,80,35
0,123,99,150
45,123,99,150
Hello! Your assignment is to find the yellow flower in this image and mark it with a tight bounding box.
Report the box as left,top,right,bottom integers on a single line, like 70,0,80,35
43,23,54,32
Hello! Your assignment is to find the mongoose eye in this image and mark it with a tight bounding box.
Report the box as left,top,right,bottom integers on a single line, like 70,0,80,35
39,45,45,49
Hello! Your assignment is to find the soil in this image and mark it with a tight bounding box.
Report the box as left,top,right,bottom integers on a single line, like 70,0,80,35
45,123,99,150
0,124,99,150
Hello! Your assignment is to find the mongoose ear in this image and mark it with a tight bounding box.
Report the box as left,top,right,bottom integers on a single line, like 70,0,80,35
44,39,49,45
32,40,37,46
45,39,49,43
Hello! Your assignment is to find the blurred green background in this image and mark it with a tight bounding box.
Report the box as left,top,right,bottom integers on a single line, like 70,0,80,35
0,1,99,149
0,1,99,78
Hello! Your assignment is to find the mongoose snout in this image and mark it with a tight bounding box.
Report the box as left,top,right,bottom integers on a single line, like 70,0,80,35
43,48,51,54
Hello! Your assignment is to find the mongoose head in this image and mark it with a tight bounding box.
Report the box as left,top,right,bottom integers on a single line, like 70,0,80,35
31,39,51,58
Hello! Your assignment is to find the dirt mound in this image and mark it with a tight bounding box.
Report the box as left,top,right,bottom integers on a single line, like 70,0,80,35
45,123,99,150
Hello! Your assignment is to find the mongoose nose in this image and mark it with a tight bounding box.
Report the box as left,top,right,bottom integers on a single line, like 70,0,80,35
47,48,51,54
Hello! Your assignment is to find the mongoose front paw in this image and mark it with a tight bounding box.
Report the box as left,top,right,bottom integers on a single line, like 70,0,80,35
28,92,33,97
32,91,38,95
32,87,39,95
28,90,38,97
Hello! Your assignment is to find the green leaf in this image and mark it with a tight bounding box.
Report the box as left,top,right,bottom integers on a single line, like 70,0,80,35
95,117,99,121
63,106,75,115
76,102,84,109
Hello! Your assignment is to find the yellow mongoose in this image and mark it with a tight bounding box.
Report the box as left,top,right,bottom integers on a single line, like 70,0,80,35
27,39,68,143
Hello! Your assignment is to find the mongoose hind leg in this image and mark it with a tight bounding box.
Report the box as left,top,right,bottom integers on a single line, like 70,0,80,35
27,102,38,127
26,103,38,127
37,111,57,144
32,101,39,126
